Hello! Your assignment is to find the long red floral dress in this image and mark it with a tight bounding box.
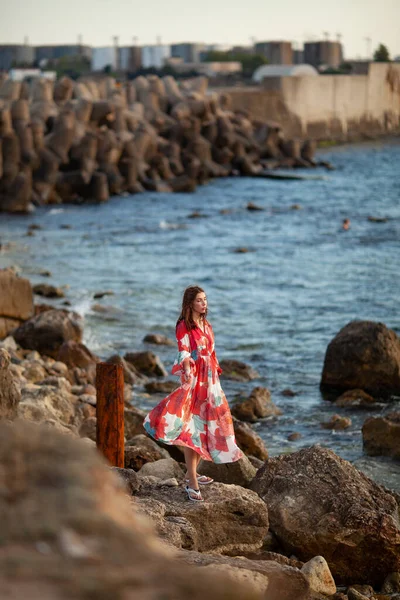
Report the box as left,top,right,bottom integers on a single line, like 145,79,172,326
143,319,243,463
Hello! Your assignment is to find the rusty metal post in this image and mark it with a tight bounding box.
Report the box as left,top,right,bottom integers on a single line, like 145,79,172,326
96,362,124,467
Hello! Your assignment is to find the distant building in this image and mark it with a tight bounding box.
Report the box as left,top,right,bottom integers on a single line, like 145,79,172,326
9,68,56,81
199,44,232,61
0,44,34,70
229,45,254,55
252,63,318,83
304,41,343,68
35,45,92,63
91,47,118,72
254,41,293,64
141,45,171,69
170,61,242,77
119,46,142,72
171,43,204,63
344,60,370,74
293,49,304,64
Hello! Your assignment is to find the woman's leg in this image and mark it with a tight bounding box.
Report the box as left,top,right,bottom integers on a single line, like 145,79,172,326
183,447,199,490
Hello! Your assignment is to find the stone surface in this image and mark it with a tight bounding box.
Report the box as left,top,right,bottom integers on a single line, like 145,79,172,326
382,571,400,593
0,267,34,322
138,457,184,480
320,320,400,398
233,416,269,460
18,383,76,426
362,412,400,459
321,414,352,430
134,480,269,555
219,359,259,381
0,419,259,600
144,380,178,394
78,416,97,441
13,309,83,358
0,348,20,419
198,455,257,487
0,316,21,339
179,550,310,600
143,333,174,346
334,388,377,408
124,350,168,377
124,405,147,438
124,434,170,470
232,387,282,422
250,445,400,586
57,340,98,369
301,555,336,596
33,283,65,298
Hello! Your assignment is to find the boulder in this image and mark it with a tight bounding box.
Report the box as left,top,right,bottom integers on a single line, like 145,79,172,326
106,354,139,385
134,479,269,555
250,445,400,586
78,416,97,441
124,350,168,377
18,382,76,426
124,406,147,438
124,434,170,470
0,317,21,339
0,349,20,419
232,387,281,422
137,457,184,480
57,340,98,369
0,419,258,600
233,416,269,460
198,455,257,487
179,550,310,600
321,414,352,430
219,359,259,381
0,268,34,323
320,321,400,399
362,412,400,459
13,309,83,358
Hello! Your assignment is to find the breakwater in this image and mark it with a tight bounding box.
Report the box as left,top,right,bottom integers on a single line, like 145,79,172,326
0,74,325,214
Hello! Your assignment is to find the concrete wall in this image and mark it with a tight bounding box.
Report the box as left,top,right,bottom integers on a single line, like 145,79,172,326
222,63,400,140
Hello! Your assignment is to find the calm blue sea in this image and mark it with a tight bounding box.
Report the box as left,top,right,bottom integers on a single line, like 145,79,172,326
1,139,399,465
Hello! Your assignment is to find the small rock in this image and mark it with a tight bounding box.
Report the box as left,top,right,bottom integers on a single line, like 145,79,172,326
79,417,97,441
247,202,264,211
301,555,336,596
347,587,373,600
232,387,281,422
0,336,18,352
188,211,206,218
219,359,259,382
368,216,388,223
60,224,72,229
382,572,400,593
321,414,352,430
138,458,184,480
93,290,114,299
33,284,65,298
124,351,167,377
281,388,298,397
198,455,256,487
157,478,179,487
233,416,269,460
288,432,302,441
362,413,400,459
290,204,302,210
143,333,174,346
233,247,250,253
335,389,377,408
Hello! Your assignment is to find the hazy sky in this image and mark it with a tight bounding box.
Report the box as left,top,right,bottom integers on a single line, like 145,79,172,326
2,0,399,59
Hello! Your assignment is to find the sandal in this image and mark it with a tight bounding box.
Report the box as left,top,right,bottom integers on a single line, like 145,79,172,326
185,474,214,486
185,485,204,502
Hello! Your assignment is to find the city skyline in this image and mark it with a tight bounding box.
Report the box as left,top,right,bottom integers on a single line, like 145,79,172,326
1,0,399,60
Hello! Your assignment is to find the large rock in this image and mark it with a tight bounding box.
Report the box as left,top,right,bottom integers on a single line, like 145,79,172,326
138,457,184,480
124,434,170,470
134,479,269,555
320,321,400,398
232,387,281,422
124,350,168,377
13,309,83,358
18,381,76,426
179,550,310,600
219,359,259,381
0,349,20,419
0,269,34,338
233,416,269,460
250,446,400,586
57,340,98,369
362,412,400,460
0,420,259,600
198,455,257,487
124,405,147,438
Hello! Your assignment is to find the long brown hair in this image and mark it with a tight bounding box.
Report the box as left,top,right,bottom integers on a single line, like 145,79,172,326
176,285,208,331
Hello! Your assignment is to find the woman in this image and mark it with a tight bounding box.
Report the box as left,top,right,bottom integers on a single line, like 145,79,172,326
143,285,243,502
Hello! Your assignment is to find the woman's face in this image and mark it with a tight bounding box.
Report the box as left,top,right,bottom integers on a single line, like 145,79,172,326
192,292,207,315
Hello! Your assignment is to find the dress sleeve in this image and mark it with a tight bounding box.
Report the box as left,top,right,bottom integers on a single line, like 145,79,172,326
171,321,195,375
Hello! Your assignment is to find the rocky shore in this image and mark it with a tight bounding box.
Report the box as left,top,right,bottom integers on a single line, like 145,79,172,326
0,74,330,214
1,267,400,599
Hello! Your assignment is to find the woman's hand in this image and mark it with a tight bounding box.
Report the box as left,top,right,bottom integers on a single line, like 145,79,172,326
183,367,191,383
